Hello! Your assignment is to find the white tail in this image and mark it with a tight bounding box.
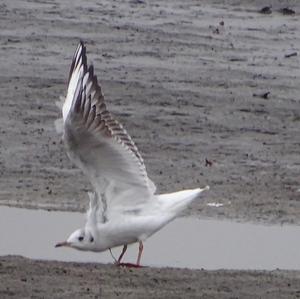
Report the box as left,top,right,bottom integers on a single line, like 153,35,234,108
156,186,209,215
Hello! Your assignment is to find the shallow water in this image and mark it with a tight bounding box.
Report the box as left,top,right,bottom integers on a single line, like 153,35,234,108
1,206,300,270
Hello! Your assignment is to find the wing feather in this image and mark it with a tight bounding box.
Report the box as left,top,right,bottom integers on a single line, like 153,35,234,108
63,41,156,222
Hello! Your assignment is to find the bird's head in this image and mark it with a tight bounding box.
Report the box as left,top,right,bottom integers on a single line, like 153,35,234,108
55,228,95,251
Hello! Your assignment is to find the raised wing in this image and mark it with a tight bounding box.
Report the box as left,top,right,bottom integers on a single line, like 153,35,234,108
63,42,156,221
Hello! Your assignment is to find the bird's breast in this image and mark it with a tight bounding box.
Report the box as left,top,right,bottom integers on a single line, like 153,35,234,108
95,214,171,250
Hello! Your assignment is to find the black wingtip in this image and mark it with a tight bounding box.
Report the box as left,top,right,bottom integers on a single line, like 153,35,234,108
79,39,85,49
67,40,87,85
88,64,94,76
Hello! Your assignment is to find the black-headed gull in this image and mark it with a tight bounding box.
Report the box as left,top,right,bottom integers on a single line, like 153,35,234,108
55,41,209,266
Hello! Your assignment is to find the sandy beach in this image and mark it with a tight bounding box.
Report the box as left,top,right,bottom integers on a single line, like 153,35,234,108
0,0,300,297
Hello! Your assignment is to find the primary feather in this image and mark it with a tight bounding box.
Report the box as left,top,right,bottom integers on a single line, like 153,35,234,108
63,42,156,223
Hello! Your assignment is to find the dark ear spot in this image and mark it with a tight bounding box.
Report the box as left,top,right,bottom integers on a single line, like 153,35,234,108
90,236,94,242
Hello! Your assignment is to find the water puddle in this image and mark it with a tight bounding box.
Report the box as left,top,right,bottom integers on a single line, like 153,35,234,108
1,206,300,270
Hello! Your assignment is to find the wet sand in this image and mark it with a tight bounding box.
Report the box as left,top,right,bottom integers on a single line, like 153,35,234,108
1,256,300,299
1,0,300,297
1,0,300,223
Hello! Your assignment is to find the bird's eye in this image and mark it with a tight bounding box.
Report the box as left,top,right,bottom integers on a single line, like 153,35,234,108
78,236,84,242
90,236,94,242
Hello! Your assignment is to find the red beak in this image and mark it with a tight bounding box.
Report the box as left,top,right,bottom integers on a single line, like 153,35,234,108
55,241,70,248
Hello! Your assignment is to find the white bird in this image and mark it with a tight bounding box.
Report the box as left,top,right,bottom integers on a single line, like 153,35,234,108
55,41,209,267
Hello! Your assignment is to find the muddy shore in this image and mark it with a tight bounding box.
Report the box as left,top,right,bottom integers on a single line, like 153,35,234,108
1,256,300,299
1,0,300,298
1,0,300,223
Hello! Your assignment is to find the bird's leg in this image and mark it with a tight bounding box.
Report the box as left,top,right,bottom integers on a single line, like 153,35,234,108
136,241,143,266
116,245,128,264
116,242,144,268
109,248,117,263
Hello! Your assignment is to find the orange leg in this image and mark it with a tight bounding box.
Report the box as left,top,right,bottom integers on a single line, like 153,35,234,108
117,245,128,264
136,241,143,266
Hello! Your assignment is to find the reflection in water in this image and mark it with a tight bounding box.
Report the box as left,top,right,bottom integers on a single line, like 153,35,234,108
1,206,300,270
